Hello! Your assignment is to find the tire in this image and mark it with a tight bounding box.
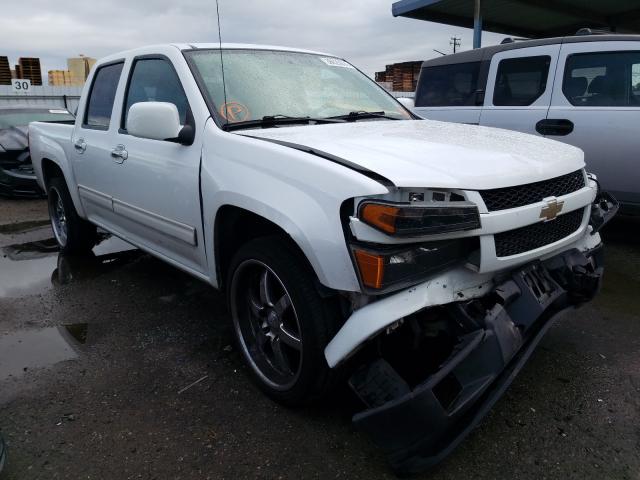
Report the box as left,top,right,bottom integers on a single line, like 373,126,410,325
47,176,97,254
227,235,341,406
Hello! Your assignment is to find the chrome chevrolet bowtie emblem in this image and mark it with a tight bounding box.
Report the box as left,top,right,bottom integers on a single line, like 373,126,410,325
540,198,564,221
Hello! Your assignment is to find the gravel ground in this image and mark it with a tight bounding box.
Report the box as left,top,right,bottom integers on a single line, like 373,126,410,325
0,198,639,480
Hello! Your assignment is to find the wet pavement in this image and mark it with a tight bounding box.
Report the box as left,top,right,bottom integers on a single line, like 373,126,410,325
0,198,639,479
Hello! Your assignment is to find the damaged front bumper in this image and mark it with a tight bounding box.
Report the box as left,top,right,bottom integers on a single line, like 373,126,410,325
348,245,604,475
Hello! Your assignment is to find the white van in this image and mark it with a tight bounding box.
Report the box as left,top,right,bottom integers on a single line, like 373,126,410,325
412,33,640,214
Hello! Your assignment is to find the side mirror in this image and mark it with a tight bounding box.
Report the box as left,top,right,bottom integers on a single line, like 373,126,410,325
127,102,182,142
397,97,415,109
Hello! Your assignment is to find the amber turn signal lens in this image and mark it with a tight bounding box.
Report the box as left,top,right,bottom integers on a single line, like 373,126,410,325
354,249,385,289
360,204,400,235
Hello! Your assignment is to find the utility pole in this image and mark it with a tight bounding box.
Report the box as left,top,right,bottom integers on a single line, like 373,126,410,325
450,36,461,54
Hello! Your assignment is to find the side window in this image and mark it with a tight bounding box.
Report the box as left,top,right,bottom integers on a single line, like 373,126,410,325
84,62,124,129
493,56,551,106
122,58,189,130
563,51,640,107
415,62,481,107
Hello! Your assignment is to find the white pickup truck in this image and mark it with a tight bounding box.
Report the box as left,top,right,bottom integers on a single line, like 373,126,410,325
29,43,616,474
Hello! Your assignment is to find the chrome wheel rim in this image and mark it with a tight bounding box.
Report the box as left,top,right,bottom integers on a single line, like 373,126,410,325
49,187,68,247
230,259,303,390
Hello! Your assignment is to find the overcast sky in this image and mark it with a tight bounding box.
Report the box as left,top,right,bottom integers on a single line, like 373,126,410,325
2,0,507,81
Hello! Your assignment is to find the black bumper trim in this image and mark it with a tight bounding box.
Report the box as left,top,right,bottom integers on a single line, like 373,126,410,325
0,167,44,198
392,307,565,475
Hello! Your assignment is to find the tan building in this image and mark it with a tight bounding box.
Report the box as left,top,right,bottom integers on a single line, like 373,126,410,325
67,56,96,85
48,69,75,86
46,56,96,86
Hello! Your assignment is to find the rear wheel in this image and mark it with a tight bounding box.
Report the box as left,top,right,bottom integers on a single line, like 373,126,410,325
47,176,97,254
227,236,341,406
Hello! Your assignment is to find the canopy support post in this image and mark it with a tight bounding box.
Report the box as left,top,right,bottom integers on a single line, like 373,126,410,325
473,0,483,49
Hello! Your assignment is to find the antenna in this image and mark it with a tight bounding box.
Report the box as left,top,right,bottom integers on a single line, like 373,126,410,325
216,0,229,121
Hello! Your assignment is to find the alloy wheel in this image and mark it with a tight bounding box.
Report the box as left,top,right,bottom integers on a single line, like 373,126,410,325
230,259,303,390
49,187,68,247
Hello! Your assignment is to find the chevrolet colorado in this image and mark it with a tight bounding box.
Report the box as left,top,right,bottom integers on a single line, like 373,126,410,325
29,44,617,474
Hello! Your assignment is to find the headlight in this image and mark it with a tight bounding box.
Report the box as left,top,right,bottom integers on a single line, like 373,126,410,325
352,237,478,292
358,201,481,237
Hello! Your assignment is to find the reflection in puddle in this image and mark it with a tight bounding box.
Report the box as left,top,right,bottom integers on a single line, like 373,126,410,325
0,235,140,298
0,324,87,381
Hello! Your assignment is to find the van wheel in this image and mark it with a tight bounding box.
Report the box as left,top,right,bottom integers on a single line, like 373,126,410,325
47,176,97,254
227,236,341,406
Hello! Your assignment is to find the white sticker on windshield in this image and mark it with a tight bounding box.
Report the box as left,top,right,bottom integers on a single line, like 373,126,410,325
49,109,69,114
320,57,354,68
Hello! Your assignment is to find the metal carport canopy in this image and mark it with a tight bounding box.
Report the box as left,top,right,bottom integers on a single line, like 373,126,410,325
392,0,640,39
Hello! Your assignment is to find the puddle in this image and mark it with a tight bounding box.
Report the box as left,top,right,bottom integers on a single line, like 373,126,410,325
0,241,58,297
0,324,87,381
0,234,140,298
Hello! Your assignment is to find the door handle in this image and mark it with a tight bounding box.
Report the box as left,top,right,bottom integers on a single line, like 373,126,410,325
536,119,574,136
110,145,128,163
74,138,87,153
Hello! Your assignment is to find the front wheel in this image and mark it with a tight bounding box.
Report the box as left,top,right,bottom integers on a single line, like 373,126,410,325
47,176,97,254
227,236,341,406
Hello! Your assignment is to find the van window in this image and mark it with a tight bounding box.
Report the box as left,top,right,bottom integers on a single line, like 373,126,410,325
415,62,481,107
122,58,189,129
563,51,640,107
84,62,124,129
493,56,551,106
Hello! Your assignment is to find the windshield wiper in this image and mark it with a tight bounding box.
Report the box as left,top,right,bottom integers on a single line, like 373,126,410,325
223,114,345,131
327,111,402,122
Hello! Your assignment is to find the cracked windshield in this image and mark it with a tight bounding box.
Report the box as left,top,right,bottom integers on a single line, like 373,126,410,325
187,49,411,124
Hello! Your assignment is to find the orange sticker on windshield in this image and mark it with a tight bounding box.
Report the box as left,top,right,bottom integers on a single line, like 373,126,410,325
219,102,250,122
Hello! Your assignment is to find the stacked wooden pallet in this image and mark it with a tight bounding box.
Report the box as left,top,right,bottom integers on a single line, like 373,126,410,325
0,57,11,86
375,61,422,92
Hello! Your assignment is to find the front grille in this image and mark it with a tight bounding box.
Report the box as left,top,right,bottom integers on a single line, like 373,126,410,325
495,208,584,257
480,170,585,211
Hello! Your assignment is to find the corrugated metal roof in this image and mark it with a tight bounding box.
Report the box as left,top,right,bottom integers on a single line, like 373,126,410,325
392,0,640,38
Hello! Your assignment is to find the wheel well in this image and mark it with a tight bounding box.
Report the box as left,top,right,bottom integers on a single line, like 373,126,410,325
41,159,64,188
214,205,312,290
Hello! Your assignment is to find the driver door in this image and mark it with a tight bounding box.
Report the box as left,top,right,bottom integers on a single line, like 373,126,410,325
109,55,206,275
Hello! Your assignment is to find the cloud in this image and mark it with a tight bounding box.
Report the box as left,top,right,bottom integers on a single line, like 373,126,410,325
2,0,506,79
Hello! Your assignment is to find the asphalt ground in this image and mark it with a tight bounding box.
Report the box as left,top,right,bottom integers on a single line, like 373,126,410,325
0,197,639,479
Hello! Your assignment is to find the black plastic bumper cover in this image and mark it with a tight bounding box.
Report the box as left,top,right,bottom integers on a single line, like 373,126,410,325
0,166,44,198
352,245,604,476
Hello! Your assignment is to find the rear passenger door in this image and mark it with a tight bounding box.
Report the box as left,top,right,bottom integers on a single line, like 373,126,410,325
480,45,561,135
72,60,125,228
413,61,484,124
548,42,640,208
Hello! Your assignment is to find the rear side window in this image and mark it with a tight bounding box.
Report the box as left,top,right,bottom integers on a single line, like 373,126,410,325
415,62,481,107
563,51,640,107
84,62,124,129
122,58,189,129
493,56,551,106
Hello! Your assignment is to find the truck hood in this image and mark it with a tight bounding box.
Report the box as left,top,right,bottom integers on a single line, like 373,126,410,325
241,120,585,190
